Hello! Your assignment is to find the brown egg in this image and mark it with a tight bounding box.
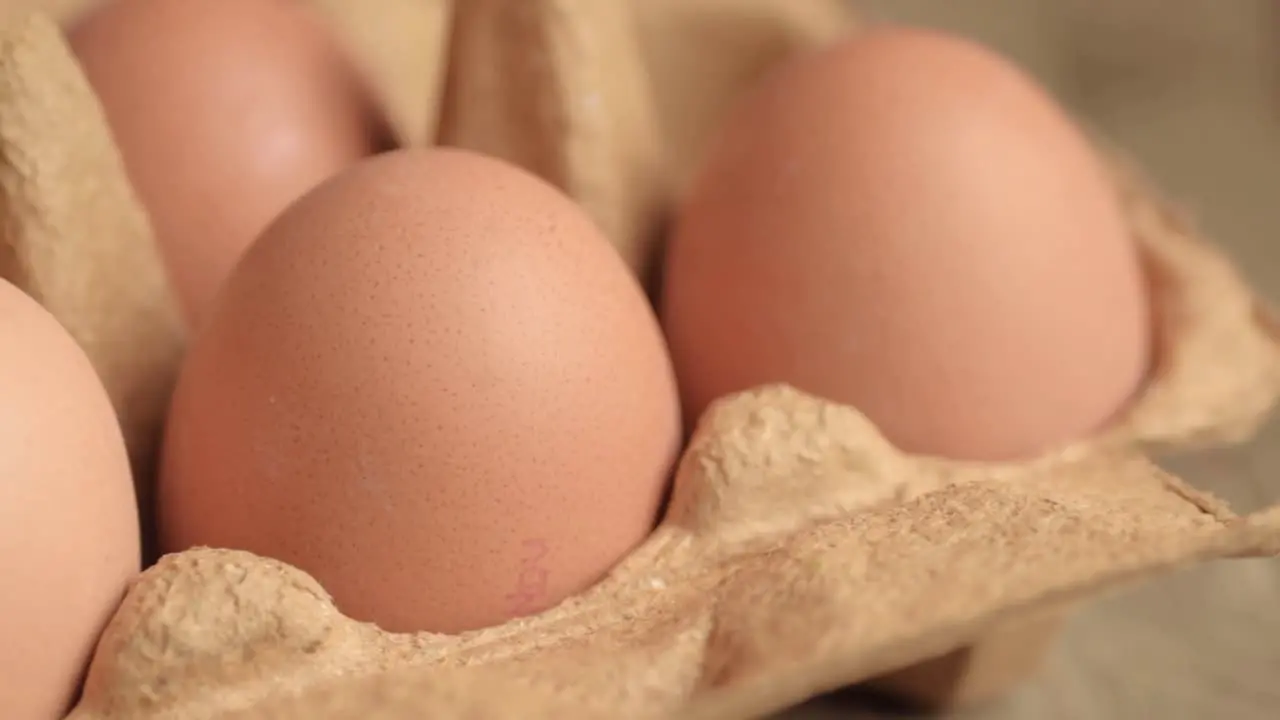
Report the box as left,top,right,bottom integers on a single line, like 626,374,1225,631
662,27,1152,461
158,148,682,634
0,280,140,720
67,0,387,328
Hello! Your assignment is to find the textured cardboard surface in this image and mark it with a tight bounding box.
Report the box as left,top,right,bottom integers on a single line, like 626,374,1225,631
437,0,671,282
634,0,853,195
0,1,1277,718
310,0,452,147
0,11,184,555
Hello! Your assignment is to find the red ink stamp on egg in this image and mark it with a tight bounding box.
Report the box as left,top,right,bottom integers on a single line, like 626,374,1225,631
505,538,551,616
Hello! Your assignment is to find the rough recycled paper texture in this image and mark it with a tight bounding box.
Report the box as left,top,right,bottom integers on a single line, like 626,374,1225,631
307,0,452,147
0,1,1275,719
633,0,854,196
0,12,185,553
0,0,89,23
437,0,671,286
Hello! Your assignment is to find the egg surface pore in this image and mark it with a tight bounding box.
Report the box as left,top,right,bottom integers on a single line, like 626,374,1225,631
662,27,1152,461
158,148,682,634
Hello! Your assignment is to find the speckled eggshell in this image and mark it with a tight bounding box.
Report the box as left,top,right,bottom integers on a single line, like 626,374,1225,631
67,0,388,329
157,148,683,635
662,27,1153,462
0,279,140,720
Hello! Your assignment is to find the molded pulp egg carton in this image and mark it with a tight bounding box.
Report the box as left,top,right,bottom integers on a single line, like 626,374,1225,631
1,1,1279,718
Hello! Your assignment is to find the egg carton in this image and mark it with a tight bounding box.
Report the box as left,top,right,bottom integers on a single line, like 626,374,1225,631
1,1,1279,718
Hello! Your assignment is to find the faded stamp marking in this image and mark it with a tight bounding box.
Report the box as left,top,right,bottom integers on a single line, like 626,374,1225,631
506,538,552,615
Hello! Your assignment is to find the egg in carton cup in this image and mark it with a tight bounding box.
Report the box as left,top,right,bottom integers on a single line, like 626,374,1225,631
0,1,1278,718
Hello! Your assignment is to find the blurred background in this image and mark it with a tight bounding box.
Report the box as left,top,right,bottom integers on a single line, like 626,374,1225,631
791,1,1280,718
